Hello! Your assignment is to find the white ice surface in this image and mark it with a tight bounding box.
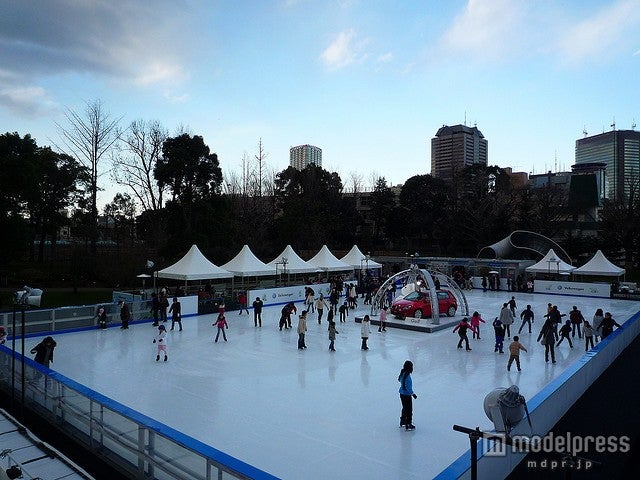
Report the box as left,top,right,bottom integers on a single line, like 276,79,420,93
47,290,640,480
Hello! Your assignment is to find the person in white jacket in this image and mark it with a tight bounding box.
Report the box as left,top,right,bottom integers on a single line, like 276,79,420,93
499,303,515,339
153,324,168,362
361,315,371,350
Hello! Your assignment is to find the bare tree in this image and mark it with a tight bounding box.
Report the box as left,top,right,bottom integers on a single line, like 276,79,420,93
254,138,268,197
113,119,168,212
346,171,364,194
56,99,121,255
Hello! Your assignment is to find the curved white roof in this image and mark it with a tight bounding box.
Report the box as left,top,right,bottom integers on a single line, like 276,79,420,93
340,245,382,269
220,245,275,277
307,245,353,272
573,250,625,276
266,245,321,274
157,245,233,280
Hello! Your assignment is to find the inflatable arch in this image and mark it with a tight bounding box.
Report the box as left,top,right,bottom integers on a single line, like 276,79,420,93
371,267,469,324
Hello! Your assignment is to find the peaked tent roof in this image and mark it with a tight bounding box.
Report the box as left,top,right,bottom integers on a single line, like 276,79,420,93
525,248,575,274
572,250,625,276
157,245,233,280
266,245,321,274
307,245,354,272
220,245,275,277
340,245,383,269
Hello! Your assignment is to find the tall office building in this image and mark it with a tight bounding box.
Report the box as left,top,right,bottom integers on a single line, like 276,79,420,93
431,124,488,180
575,129,640,200
290,144,322,170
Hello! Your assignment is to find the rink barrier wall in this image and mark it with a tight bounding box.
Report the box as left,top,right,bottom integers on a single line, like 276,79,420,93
434,309,640,480
0,345,280,480
0,296,199,340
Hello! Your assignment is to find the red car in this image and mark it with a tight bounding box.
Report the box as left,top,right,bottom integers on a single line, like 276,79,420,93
390,290,457,319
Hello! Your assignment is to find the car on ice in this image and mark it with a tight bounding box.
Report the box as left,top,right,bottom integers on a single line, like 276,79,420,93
390,290,457,319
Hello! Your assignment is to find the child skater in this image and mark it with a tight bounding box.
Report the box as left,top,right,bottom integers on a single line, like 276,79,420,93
470,311,485,339
152,324,168,361
507,336,527,372
556,320,573,348
328,320,339,352
398,360,418,431
583,320,595,351
378,305,388,332
493,318,505,354
214,312,228,342
361,315,371,350
453,318,476,351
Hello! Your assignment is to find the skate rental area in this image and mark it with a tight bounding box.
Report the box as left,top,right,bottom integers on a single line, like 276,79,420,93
13,287,637,480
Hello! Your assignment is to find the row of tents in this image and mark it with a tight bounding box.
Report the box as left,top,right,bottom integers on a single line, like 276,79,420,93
525,249,625,277
156,244,383,281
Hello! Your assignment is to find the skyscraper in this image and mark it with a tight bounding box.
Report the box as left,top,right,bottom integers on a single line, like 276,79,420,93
290,144,322,170
575,129,640,201
431,124,488,180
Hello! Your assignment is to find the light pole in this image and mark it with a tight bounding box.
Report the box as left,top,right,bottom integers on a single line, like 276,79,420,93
11,286,43,420
275,257,289,286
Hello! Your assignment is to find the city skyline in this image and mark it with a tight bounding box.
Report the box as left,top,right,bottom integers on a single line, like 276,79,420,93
1,0,640,207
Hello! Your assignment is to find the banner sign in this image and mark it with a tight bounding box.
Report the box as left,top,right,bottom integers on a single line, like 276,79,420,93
534,280,611,298
248,282,355,307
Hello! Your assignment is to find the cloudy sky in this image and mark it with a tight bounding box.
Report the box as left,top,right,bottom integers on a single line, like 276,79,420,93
2,0,640,205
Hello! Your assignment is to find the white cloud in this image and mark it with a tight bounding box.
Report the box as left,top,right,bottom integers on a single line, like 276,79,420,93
134,62,189,87
320,29,370,70
556,0,640,64
436,0,528,62
376,52,393,63
0,85,56,117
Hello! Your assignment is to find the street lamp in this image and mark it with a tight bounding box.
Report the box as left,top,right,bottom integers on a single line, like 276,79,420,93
275,257,289,286
546,257,561,276
12,286,43,420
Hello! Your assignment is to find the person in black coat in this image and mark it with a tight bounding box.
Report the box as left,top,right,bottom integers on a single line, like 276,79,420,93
252,297,263,327
31,336,57,367
119,301,131,329
598,312,621,339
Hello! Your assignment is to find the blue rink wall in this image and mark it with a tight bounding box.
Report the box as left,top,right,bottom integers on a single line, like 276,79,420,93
434,309,640,480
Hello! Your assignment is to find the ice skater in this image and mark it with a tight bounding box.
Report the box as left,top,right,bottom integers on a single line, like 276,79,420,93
96,306,108,329
470,311,485,339
569,306,584,339
252,297,263,327
398,360,417,431
237,291,249,315
508,296,517,316
492,318,505,354
297,311,307,350
518,305,534,334
151,293,161,326
592,308,604,343
328,320,338,352
30,336,57,367
214,312,228,342
583,320,595,351
598,312,620,339
556,320,573,348
338,301,348,323
537,318,557,363
453,318,476,351
169,297,182,331
315,294,328,324
499,303,514,339
507,336,527,372
378,306,388,332
361,315,371,350
152,325,168,361
119,301,131,329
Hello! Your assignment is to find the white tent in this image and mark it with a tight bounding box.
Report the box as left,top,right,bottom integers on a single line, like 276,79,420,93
266,245,321,274
572,250,625,277
525,248,575,274
307,245,354,272
220,245,275,277
340,245,383,269
157,245,233,280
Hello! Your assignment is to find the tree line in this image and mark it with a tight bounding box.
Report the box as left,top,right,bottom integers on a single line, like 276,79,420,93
1,100,637,287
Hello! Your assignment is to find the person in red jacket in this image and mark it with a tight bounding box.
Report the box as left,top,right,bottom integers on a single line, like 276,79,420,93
214,313,229,342
453,318,477,351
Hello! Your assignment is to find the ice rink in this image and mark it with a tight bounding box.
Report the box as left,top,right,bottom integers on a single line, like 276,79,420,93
43,290,640,479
